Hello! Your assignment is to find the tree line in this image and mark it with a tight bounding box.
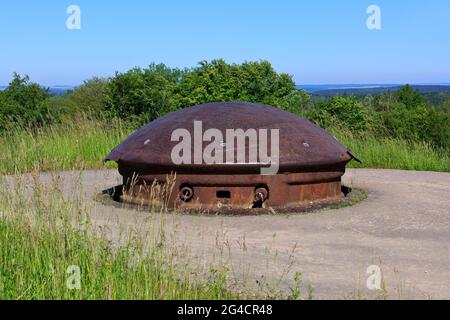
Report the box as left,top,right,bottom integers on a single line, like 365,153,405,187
0,60,448,150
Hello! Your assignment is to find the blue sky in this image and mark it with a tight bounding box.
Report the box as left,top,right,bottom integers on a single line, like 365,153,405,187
1,0,449,85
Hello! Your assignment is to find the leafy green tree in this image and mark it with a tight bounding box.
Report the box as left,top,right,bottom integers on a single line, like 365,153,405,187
0,93,22,131
308,95,370,131
382,102,415,138
37,78,111,121
67,77,109,115
425,107,450,150
395,85,424,109
105,60,302,120
4,73,50,110
381,101,450,149
277,89,313,115
0,73,51,131
363,91,396,113
106,64,182,122
174,59,298,108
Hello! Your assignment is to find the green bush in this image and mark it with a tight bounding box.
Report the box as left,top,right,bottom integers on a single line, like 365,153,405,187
65,77,110,115
308,96,370,131
277,89,313,115
395,85,424,109
376,85,450,150
0,73,51,131
174,59,298,108
105,64,183,122
104,60,302,121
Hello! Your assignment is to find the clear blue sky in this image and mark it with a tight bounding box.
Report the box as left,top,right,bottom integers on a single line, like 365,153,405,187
1,0,449,86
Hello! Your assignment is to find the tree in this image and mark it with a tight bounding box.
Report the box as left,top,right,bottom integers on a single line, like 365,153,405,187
0,73,51,131
105,60,301,120
308,96,370,131
67,77,110,115
395,85,424,109
174,59,298,108
277,89,313,115
4,73,50,110
105,64,182,122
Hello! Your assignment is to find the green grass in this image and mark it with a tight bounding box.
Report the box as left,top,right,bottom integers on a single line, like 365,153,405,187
1,119,446,300
0,118,448,175
0,117,134,175
331,128,450,172
0,175,237,300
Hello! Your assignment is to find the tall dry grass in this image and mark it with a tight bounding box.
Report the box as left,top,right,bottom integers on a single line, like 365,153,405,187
0,173,237,299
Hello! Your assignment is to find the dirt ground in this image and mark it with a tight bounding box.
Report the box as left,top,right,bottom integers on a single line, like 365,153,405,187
12,168,450,299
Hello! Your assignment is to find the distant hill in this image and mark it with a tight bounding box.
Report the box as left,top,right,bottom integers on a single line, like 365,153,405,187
422,90,450,107
47,86,74,95
297,84,450,96
0,85,74,95
298,84,399,93
3,83,449,104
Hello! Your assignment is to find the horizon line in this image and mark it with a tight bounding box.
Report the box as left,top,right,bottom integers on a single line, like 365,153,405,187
2,82,450,88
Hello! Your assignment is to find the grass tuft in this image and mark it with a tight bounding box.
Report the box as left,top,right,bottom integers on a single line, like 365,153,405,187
0,117,134,175
331,128,450,172
0,174,238,300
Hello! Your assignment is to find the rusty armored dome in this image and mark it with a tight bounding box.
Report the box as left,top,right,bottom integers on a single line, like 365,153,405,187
106,102,356,211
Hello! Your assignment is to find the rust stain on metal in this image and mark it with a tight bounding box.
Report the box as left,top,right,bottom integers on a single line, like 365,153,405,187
106,102,356,211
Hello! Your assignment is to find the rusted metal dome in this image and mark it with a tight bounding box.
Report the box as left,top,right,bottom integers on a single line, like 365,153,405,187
106,102,355,211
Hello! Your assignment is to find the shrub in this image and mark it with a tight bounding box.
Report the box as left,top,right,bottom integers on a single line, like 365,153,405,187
175,59,297,108
104,60,301,120
105,64,182,122
66,77,110,115
308,95,370,131
0,73,51,131
395,85,424,109
276,89,313,115
382,102,450,149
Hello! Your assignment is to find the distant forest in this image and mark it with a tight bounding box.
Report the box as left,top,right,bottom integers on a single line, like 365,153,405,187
304,85,450,108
